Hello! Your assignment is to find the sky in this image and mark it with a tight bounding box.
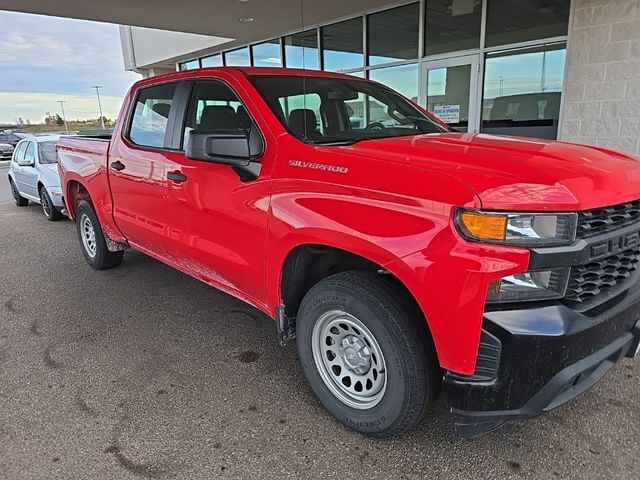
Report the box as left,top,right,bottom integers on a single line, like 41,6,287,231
0,11,141,124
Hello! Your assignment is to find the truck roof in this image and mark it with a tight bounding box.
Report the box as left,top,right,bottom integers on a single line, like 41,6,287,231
130,66,369,91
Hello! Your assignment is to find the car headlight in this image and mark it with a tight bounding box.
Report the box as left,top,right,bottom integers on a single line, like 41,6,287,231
486,268,570,303
456,210,577,247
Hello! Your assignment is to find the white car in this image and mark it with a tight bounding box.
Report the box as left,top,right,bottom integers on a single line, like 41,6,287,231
8,135,65,221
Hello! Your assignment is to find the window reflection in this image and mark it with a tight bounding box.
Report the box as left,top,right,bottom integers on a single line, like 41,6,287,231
368,3,419,66
369,64,419,103
486,0,570,47
322,18,363,72
200,54,222,67
252,40,282,67
284,29,319,70
224,47,250,66
425,0,482,55
482,44,566,139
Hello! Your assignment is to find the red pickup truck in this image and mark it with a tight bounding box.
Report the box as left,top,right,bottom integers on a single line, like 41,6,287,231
57,67,640,438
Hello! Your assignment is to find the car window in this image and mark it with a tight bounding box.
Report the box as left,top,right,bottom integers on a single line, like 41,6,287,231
24,142,35,164
278,93,324,134
38,141,57,164
128,82,177,148
183,80,256,148
12,142,26,163
0,133,19,143
251,75,446,145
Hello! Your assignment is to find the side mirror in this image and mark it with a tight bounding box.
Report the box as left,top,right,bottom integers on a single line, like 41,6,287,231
186,128,262,166
17,158,33,167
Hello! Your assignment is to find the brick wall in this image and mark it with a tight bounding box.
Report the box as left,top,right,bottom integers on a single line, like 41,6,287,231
560,0,640,156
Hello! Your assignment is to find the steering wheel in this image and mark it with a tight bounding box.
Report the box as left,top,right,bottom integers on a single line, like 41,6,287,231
364,122,385,131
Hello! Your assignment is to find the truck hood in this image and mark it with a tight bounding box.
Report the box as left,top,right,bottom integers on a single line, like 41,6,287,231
342,133,640,211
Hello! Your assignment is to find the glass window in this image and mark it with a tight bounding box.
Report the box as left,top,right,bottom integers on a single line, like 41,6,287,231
425,0,482,55
12,142,27,162
182,80,257,151
24,142,35,163
284,29,319,70
128,82,177,148
201,54,223,67
322,18,363,72
369,64,419,103
37,141,57,164
250,75,446,144
482,45,566,139
224,47,251,66
252,40,282,67
368,3,419,66
486,0,571,47
179,59,200,70
279,93,324,135
426,64,472,129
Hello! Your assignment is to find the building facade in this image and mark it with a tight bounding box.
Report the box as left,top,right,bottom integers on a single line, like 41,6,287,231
120,0,640,156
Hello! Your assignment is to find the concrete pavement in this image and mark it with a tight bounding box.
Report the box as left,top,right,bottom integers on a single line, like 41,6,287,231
0,202,639,479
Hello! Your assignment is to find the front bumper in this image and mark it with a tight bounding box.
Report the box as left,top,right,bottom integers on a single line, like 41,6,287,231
444,280,640,438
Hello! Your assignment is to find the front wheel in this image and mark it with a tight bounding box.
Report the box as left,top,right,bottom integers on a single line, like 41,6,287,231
40,187,63,221
296,270,439,437
75,200,123,270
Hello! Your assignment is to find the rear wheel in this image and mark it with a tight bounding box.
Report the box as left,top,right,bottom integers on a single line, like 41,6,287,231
296,270,439,437
10,179,28,207
75,200,123,270
39,187,63,221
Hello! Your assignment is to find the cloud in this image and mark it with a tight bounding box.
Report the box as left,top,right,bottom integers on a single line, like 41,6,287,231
0,11,141,123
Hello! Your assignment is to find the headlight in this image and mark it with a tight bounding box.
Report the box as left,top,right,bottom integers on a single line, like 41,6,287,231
456,210,577,247
487,268,570,303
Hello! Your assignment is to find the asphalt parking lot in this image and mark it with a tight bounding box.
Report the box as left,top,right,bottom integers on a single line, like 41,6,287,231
0,172,639,479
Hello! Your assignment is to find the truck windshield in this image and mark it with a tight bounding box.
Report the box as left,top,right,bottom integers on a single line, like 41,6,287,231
250,75,447,145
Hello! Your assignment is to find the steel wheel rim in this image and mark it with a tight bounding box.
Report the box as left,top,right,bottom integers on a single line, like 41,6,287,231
79,213,97,258
312,310,387,410
40,190,51,217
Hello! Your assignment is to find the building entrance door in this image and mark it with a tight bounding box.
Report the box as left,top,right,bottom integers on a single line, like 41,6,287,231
420,55,480,133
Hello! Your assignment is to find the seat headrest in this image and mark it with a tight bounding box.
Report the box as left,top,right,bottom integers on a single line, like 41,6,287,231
151,102,171,119
288,109,318,137
199,105,241,130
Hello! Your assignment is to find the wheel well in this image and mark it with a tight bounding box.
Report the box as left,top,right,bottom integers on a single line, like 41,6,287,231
66,180,92,217
280,244,422,321
37,182,45,194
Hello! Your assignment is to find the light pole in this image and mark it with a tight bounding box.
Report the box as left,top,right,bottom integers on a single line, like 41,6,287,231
91,85,105,129
57,101,69,133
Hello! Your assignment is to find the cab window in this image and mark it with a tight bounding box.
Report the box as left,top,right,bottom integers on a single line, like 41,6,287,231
182,80,257,148
128,82,177,148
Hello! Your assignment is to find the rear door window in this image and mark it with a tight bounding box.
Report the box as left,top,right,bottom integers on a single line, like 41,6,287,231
128,83,177,148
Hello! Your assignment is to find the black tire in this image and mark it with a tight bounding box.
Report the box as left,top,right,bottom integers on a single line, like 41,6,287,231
9,179,28,207
296,270,440,437
75,200,123,270
39,187,63,221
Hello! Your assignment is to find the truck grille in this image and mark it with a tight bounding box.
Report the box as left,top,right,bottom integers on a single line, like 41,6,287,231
577,200,640,238
565,248,640,303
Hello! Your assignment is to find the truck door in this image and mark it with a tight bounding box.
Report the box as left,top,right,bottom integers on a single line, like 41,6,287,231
162,79,273,306
108,82,177,252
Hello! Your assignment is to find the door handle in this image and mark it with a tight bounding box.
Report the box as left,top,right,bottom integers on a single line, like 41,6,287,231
111,160,125,171
167,171,187,183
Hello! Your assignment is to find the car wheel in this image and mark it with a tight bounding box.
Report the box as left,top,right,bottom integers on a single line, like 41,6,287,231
296,270,439,437
75,200,123,270
9,179,28,207
39,187,63,221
